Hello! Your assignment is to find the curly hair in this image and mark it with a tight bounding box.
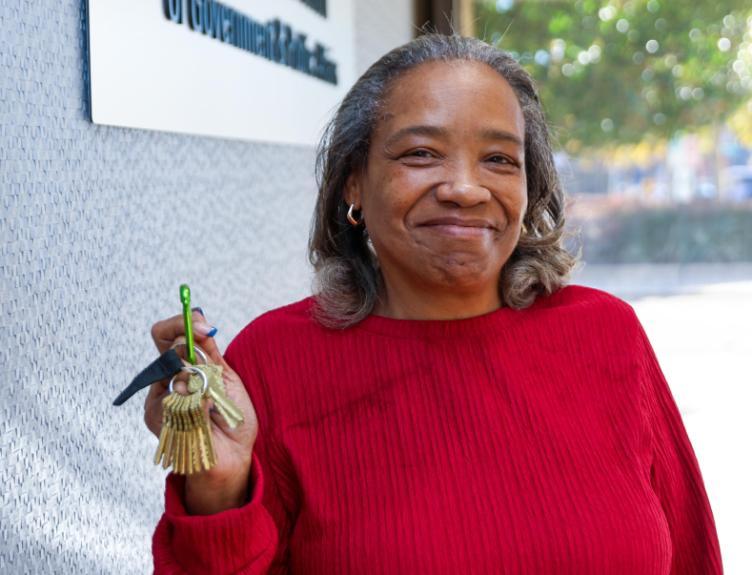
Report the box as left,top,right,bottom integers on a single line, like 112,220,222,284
308,34,577,329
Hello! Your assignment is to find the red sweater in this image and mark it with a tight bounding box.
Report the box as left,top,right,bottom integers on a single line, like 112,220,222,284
152,285,722,574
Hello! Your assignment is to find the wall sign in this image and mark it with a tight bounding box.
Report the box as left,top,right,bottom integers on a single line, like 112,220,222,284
87,0,356,146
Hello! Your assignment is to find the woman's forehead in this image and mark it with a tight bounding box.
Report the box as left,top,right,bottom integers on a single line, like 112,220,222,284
376,60,525,139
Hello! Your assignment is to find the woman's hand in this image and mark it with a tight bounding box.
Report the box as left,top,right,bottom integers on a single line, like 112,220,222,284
144,310,259,515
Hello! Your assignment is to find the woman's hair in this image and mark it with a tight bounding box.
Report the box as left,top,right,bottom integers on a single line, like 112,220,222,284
309,33,577,329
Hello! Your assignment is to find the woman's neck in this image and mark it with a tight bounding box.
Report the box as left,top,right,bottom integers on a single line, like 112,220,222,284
373,278,502,321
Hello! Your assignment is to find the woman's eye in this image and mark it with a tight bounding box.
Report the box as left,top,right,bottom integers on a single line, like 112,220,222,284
406,149,434,158
487,155,513,165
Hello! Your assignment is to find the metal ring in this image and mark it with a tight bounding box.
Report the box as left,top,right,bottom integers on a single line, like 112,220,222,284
192,346,208,364
168,365,209,395
347,203,363,226
170,340,208,365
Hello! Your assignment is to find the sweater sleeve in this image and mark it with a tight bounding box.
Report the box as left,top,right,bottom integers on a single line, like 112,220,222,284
152,325,299,574
636,320,723,574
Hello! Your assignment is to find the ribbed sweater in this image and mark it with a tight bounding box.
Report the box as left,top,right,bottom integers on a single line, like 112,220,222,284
152,285,722,574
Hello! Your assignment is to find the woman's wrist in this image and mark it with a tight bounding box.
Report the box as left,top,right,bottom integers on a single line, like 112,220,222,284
184,457,253,516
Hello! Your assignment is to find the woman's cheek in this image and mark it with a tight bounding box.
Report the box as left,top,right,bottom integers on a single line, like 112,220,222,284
499,182,527,222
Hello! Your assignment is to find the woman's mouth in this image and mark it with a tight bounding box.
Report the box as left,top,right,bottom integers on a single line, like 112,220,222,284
417,217,497,238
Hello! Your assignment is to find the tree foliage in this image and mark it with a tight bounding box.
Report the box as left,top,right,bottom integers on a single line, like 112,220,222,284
475,0,752,152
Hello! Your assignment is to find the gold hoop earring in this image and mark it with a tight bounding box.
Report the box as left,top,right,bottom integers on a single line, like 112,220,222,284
347,204,363,226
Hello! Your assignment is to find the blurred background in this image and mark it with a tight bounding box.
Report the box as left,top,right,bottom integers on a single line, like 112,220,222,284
467,0,752,259
2,0,749,572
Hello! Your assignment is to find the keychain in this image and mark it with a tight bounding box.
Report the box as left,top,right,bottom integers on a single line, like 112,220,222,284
114,284,244,475
155,339,244,474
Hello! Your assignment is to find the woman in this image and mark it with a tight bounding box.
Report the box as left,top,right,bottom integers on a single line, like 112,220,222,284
145,35,722,574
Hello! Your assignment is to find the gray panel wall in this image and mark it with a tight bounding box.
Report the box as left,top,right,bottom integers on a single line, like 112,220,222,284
0,1,413,572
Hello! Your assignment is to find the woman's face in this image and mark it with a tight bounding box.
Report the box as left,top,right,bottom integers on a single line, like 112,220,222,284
346,60,528,308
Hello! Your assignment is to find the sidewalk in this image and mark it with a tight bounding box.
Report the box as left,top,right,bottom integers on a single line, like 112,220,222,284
574,263,752,574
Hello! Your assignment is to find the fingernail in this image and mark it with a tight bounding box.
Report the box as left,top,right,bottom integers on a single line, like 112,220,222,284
194,322,218,337
192,306,205,317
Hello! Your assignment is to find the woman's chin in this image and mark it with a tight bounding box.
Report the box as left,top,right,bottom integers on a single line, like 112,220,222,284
425,257,501,290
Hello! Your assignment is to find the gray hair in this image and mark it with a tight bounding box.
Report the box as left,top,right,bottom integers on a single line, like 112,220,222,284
308,34,577,329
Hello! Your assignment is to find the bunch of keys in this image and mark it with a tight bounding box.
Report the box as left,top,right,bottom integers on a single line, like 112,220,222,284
113,283,244,475
154,344,244,474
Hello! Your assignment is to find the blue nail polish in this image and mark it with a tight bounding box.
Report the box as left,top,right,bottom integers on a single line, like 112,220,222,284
192,306,205,317
207,326,218,338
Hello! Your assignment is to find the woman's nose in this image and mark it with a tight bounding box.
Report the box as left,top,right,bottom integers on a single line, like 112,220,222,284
435,177,492,207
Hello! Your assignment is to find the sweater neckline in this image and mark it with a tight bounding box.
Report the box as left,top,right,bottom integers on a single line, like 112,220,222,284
355,301,526,339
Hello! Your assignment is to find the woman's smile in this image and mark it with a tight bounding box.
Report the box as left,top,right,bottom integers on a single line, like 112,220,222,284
420,224,491,238
415,216,499,239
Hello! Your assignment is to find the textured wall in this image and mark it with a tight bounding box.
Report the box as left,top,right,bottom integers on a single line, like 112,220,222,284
0,1,413,572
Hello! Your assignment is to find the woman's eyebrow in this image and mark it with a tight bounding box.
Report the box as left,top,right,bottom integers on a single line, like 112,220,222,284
383,125,447,148
383,125,523,149
480,128,524,148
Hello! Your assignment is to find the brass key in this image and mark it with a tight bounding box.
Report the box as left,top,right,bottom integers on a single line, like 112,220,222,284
154,392,175,467
155,368,207,474
173,393,184,474
154,356,243,475
189,363,244,429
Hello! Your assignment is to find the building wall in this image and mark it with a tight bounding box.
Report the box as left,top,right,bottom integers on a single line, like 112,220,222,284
0,1,413,572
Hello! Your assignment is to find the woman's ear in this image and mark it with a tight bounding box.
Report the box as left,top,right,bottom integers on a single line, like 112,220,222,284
344,173,362,209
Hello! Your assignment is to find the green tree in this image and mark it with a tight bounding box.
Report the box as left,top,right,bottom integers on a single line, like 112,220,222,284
475,0,752,152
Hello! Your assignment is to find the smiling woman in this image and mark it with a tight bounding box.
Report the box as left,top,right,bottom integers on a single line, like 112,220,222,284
148,34,722,574
310,35,575,327
343,60,528,320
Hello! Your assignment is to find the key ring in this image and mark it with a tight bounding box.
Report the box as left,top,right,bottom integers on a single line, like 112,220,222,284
170,337,208,366
168,365,209,395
